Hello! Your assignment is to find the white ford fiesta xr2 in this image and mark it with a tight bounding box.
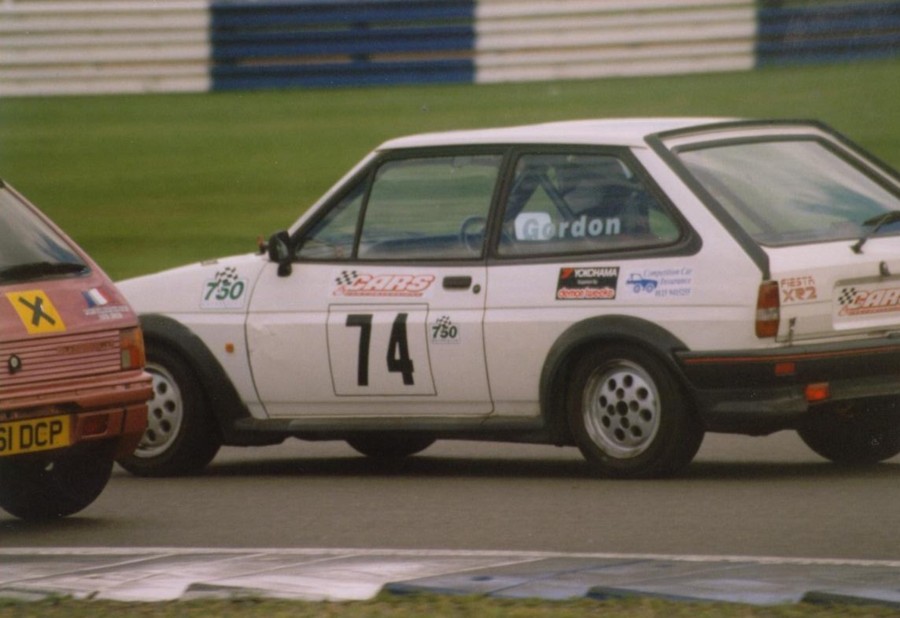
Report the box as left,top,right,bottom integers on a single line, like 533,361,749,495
117,118,900,479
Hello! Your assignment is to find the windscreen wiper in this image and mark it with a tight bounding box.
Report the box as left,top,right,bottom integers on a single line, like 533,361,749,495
0,261,88,283
851,211,900,254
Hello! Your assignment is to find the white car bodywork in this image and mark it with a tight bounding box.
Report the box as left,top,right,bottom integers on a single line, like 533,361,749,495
118,118,900,478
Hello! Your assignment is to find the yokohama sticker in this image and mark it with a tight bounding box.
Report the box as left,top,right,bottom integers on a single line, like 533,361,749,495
556,266,619,301
333,270,435,297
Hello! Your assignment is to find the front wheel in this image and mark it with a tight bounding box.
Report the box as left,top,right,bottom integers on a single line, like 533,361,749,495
0,441,115,520
117,343,220,477
568,345,703,479
798,404,900,465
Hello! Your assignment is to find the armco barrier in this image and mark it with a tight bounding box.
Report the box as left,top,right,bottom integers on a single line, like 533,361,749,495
473,0,756,82
0,1,211,96
209,0,476,90
0,0,897,97
757,1,900,65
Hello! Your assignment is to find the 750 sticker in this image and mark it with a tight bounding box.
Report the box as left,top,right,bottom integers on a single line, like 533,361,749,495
201,267,247,309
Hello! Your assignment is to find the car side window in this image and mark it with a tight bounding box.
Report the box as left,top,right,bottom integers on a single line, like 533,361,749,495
498,153,680,257
358,155,502,260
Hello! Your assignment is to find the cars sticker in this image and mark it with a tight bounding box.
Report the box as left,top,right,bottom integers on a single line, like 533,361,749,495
781,276,818,304
201,267,248,309
556,267,619,301
333,270,435,298
837,285,900,317
624,267,694,299
5,290,66,335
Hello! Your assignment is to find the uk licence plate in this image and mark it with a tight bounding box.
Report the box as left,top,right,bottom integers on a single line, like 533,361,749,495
0,415,71,457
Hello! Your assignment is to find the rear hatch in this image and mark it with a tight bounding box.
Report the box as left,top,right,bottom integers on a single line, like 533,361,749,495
657,120,900,345
769,237,900,343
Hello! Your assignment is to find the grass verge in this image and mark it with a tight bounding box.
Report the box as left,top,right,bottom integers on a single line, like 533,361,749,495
2,594,900,617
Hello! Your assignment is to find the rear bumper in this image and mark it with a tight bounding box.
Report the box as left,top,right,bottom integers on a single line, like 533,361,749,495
675,337,900,433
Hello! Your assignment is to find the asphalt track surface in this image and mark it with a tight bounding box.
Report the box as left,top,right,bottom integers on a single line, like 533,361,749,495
2,432,900,605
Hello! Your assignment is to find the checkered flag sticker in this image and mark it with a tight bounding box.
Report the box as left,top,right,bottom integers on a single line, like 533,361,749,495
215,266,239,284
434,315,452,329
838,287,859,306
335,270,359,286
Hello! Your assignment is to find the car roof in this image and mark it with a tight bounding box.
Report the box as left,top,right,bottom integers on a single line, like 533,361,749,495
378,117,735,150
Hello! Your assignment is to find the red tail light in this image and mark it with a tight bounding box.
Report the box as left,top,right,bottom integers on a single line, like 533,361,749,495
756,281,780,338
120,327,146,370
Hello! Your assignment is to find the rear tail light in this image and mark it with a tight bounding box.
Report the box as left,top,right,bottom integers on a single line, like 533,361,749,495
120,327,146,370
755,280,780,338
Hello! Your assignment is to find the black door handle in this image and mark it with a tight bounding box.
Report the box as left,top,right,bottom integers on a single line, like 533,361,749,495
443,276,472,290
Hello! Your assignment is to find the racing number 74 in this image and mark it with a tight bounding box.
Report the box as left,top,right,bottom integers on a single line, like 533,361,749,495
346,313,415,386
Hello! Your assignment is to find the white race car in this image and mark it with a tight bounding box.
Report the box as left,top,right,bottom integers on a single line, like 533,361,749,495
118,118,900,478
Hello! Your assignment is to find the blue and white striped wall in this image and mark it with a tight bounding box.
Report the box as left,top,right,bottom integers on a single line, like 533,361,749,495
0,0,897,97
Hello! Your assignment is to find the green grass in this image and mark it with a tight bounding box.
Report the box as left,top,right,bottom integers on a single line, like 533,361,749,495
0,59,898,282
3,594,900,618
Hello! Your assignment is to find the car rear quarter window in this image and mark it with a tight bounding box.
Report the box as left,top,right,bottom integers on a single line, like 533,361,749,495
676,139,900,246
497,153,681,257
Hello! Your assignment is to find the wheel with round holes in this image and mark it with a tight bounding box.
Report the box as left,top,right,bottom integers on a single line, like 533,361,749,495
117,343,220,477
568,345,703,478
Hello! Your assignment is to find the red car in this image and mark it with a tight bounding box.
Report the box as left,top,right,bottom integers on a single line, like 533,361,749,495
0,180,152,520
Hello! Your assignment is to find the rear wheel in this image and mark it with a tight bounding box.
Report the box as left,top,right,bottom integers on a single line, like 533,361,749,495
568,345,703,478
346,434,435,459
798,404,900,465
0,441,115,520
117,344,220,477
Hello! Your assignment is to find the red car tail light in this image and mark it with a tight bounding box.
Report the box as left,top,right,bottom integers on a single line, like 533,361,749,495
755,281,780,338
120,327,146,370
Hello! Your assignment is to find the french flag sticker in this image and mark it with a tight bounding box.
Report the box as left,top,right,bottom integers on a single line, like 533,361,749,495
83,288,109,308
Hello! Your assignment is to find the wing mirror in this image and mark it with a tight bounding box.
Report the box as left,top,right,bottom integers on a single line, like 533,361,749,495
267,230,293,277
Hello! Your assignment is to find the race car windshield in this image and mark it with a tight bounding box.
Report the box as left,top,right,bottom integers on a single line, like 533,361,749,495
0,186,87,283
677,138,900,247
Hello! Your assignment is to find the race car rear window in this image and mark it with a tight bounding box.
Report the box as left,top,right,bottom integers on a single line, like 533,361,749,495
677,139,900,246
0,186,87,283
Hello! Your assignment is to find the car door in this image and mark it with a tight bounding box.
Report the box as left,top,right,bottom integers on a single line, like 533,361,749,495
246,151,502,418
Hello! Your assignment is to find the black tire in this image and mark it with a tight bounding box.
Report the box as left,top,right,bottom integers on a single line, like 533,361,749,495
568,345,703,479
0,441,115,520
346,434,435,459
117,343,220,477
798,404,900,465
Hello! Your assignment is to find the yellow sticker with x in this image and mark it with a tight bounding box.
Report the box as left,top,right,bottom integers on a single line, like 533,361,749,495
5,290,66,335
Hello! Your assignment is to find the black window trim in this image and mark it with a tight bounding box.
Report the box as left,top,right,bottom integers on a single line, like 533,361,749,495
290,143,703,268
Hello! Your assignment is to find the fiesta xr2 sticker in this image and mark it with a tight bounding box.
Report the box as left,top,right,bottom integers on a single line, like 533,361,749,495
782,276,817,304
556,267,619,300
6,290,66,334
333,271,435,297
